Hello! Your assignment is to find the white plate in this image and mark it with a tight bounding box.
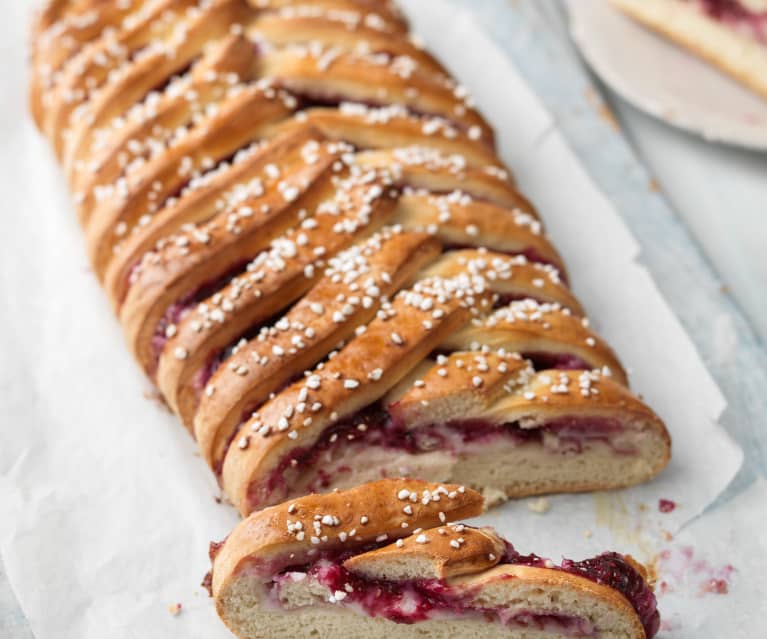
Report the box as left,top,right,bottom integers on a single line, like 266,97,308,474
569,0,767,150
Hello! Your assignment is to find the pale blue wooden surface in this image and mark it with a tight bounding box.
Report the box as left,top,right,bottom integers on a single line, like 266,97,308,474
459,0,767,483
3,1,766,636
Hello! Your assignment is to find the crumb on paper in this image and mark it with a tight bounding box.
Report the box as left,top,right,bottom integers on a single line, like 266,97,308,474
648,177,661,193
481,486,507,507
584,87,621,132
214,492,233,506
527,497,551,514
168,603,182,616
583,528,593,538
143,386,171,412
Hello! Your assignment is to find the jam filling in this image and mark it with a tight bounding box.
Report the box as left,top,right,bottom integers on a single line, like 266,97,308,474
268,541,658,638
250,403,638,507
694,0,767,42
149,258,252,364
190,308,292,399
506,350,591,373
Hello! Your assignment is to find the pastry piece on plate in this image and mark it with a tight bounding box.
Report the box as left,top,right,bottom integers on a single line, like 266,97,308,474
610,0,767,99
207,479,661,639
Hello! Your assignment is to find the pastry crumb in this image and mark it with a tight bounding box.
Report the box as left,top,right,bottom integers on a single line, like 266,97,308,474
481,487,507,507
527,497,551,514
168,603,183,616
583,529,593,538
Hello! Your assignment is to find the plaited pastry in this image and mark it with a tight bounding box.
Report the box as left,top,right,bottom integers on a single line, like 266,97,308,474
208,479,661,639
610,0,767,99
30,0,670,511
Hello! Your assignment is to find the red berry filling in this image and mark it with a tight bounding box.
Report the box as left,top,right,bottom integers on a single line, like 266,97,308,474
560,553,660,638
249,403,639,507
267,541,658,637
694,0,767,43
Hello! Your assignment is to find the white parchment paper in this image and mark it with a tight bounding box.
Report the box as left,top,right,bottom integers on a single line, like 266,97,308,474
0,1,744,637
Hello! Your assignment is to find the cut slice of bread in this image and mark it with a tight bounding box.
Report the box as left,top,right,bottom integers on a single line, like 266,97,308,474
209,479,660,639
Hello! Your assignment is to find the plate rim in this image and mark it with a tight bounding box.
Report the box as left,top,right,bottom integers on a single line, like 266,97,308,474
569,1,767,151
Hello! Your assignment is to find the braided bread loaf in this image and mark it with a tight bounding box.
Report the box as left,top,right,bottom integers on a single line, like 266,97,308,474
30,0,670,516
208,479,661,638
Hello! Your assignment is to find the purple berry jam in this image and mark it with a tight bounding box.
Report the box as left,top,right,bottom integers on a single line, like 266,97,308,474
274,559,596,634
249,402,636,509
267,539,658,637
699,0,765,18
695,0,767,42
150,260,251,366
560,552,660,638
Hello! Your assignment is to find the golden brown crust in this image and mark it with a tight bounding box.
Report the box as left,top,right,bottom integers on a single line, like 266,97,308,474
249,12,445,77
164,228,438,430
387,350,535,429
452,563,646,638
102,124,321,309
44,0,202,157
392,193,566,274
62,0,253,168
193,230,442,463
356,148,522,209
86,83,295,280
344,525,506,580
389,362,669,460
441,300,628,385
69,32,263,213
221,279,491,515
65,3,426,191
418,249,583,316
277,106,503,168
485,369,668,433
32,0,671,524
211,478,485,596
260,47,493,142
29,0,142,128
118,137,355,376
248,0,411,33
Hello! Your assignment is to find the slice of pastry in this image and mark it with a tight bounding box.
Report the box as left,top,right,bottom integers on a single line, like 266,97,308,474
208,479,661,639
610,0,767,99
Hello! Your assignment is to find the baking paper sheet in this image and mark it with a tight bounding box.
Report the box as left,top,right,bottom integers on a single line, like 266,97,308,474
0,1,744,637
